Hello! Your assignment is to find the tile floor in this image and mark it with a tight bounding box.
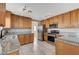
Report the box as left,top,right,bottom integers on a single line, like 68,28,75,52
19,40,56,55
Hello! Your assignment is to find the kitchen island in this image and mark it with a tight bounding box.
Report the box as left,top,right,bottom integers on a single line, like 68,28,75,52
55,36,79,55
0,28,33,55
2,35,20,55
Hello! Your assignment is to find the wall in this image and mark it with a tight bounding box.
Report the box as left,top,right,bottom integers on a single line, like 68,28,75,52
32,21,39,51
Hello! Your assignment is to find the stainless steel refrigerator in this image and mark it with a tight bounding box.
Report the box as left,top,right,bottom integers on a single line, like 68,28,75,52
38,25,47,41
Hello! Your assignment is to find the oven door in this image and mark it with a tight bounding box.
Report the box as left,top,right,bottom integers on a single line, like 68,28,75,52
48,36,55,42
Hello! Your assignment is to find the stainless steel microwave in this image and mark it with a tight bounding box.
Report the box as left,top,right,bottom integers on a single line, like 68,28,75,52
49,24,58,28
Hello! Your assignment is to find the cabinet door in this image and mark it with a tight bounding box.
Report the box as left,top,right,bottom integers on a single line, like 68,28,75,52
77,9,79,28
57,15,63,28
11,15,19,28
18,16,24,28
49,17,54,25
63,12,71,28
55,41,64,55
23,17,28,28
70,9,78,28
0,3,5,26
62,42,79,55
44,33,48,41
27,19,32,29
18,35,25,45
41,20,46,25
11,15,16,28
53,16,58,24
24,35,30,44
45,19,50,28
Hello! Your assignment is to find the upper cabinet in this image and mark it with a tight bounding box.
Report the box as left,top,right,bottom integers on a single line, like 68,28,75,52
5,11,32,28
57,15,63,28
62,12,71,28
41,8,79,28
70,9,78,28
0,3,6,26
11,14,19,28
49,17,54,25
77,9,79,28
11,14,32,29
45,19,50,28
53,16,58,24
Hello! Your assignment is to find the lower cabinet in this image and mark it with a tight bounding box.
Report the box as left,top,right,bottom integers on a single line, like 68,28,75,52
18,33,34,45
55,41,79,55
44,33,48,41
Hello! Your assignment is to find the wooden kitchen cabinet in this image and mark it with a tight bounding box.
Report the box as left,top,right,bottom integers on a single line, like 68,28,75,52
53,16,58,24
23,18,32,28
41,9,79,28
70,9,78,28
0,3,6,26
18,34,34,45
11,14,19,28
18,35,25,45
63,12,71,28
24,34,30,44
45,19,50,28
55,41,64,55
44,33,48,41
6,11,32,28
55,41,79,55
57,15,63,28
77,9,79,28
49,17,54,25
41,20,45,25
18,34,29,45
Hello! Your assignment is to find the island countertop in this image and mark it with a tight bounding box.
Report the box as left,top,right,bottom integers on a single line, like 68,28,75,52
56,36,79,46
2,35,20,54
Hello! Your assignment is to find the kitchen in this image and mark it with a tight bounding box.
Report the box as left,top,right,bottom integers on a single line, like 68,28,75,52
0,3,79,55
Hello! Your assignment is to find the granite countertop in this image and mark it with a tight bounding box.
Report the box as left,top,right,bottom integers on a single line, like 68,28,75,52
2,35,20,54
6,32,32,35
56,36,79,46
0,39,2,54
5,28,32,35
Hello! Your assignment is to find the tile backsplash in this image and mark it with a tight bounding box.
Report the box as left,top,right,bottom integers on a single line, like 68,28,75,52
48,28,79,38
6,28,32,33
59,29,79,38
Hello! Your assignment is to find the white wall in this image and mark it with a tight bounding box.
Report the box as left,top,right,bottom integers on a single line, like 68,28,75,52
32,21,39,51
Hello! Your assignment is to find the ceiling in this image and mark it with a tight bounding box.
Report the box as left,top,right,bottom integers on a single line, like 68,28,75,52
6,3,79,21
